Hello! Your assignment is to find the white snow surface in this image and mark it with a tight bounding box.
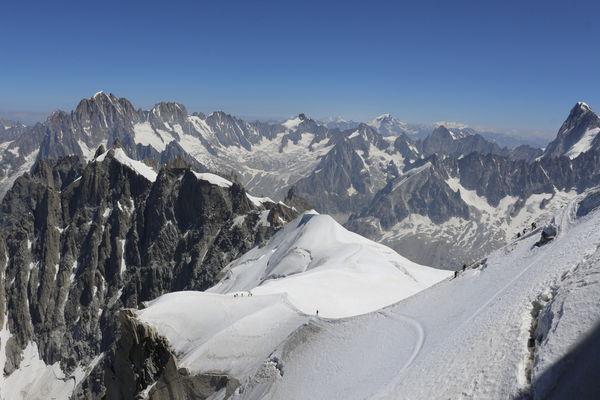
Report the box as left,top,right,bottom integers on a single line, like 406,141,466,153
209,211,450,318
281,116,302,130
565,127,600,159
137,211,449,386
230,191,600,400
192,171,233,188
137,292,307,379
95,148,158,182
133,121,174,152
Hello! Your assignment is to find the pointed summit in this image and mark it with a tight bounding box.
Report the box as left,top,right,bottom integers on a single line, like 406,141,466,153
568,101,593,119
543,102,600,159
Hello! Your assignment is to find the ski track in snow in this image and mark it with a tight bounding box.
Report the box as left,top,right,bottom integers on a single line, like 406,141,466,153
382,311,425,371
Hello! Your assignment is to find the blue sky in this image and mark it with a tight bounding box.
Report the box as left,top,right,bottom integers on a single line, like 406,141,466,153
1,0,599,136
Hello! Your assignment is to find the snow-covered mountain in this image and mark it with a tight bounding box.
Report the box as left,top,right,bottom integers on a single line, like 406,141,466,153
367,113,425,137
367,113,549,149
209,211,449,317
106,211,449,398
229,187,600,399
0,93,592,270
342,103,600,267
1,93,599,399
290,123,420,221
0,118,27,141
97,187,600,399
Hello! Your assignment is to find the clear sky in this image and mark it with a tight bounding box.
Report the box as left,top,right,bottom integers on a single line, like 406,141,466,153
1,0,599,136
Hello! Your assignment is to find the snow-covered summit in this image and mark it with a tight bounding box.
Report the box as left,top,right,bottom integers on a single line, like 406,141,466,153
210,211,450,318
368,113,403,130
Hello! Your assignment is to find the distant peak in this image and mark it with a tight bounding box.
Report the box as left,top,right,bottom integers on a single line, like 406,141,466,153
92,91,114,100
574,101,592,113
434,121,468,129
376,113,392,120
568,101,594,119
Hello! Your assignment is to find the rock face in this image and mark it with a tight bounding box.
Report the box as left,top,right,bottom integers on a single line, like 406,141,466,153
290,123,419,221
0,148,296,398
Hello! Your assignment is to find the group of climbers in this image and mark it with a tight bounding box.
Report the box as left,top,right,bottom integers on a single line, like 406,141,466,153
516,221,538,239
233,291,253,298
453,263,468,279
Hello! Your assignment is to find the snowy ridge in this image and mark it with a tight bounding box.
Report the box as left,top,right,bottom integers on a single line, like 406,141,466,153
136,211,449,391
95,147,158,182
137,292,307,380
210,211,450,318
191,171,233,187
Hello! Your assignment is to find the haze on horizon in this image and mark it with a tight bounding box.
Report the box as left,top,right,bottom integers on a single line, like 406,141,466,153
1,0,599,138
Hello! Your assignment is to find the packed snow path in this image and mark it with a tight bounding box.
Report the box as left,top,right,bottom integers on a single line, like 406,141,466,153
235,193,600,400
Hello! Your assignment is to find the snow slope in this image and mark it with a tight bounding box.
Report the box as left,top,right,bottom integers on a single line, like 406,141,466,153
232,190,600,399
95,147,158,182
137,292,307,379
209,211,450,318
136,211,449,391
565,127,600,159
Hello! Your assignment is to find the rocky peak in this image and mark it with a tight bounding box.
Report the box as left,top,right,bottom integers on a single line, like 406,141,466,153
150,102,188,124
564,102,597,128
205,111,259,150
75,92,138,127
543,101,600,159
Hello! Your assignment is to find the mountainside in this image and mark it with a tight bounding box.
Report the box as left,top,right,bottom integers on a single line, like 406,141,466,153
420,125,506,157
289,117,544,221
347,145,600,267
209,211,449,317
319,116,360,131
227,187,600,400
0,146,297,399
105,211,448,399
290,124,419,220
92,186,600,400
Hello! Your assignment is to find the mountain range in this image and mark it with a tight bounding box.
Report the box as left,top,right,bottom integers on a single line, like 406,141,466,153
1,93,600,398
2,94,600,269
